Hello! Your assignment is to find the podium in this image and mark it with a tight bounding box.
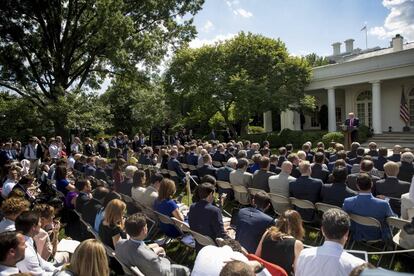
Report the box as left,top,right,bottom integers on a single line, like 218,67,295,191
341,125,355,151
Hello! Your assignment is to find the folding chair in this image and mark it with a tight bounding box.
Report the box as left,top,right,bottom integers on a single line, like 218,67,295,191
153,211,181,245
171,217,196,261
248,188,265,198
217,181,232,190
231,184,250,206
212,161,223,168
190,230,216,247
348,213,386,265
181,163,189,170
130,266,145,276
315,202,340,214
268,193,291,216
386,216,411,268
289,197,317,223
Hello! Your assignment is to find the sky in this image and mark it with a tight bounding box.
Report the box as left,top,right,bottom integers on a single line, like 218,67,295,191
188,0,414,56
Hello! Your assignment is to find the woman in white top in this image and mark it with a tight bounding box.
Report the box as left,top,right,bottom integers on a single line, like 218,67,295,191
131,170,147,203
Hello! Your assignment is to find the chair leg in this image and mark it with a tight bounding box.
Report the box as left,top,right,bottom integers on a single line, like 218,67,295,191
388,244,397,269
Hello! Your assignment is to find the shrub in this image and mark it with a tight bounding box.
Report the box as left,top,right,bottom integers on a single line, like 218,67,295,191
248,126,265,134
357,125,373,143
322,132,344,146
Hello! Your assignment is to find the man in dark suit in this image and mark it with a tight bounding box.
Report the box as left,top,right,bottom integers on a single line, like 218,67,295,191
269,155,281,174
311,152,330,183
288,153,301,178
216,157,237,182
289,161,323,221
212,144,226,164
387,145,401,162
398,152,414,183
346,160,380,192
80,186,109,226
373,147,388,171
167,149,186,179
188,183,229,251
197,154,217,179
251,156,275,192
186,145,198,166
277,147,287,167
235,192,275,253
321,166,356,207
346,142,361,160
343,173,395,241
375,161,410,216
366,142,379,157
344,112,360,143
327,150,351,173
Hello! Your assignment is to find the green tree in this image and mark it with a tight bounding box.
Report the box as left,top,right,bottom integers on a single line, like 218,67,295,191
0,0,203,136
303,53,330,67
102,76,169,135
164,32,312,135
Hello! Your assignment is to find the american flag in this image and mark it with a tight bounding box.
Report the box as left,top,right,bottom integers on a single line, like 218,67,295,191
400,87,410,123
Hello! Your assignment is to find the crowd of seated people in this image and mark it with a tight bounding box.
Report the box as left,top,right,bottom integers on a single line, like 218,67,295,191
0,133,413,275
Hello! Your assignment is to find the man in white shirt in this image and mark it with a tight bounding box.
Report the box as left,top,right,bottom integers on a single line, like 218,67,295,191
1,167,19,199
15,211,58,276
0,231,26,276
295,208,365,276
23,137,39,175
48,138,60,160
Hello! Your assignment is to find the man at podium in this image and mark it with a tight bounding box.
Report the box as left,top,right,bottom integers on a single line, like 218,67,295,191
344,112,359,142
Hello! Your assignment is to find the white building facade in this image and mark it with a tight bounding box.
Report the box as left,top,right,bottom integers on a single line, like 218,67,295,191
269,35,414,134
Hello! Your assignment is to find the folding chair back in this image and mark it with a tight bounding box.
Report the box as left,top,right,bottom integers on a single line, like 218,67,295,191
268,193,291,215
213,161,223,168
349,213,381,228
315,202,340,214
190,230,216,247
231,184,250,205
289,197,315,210
168,170,178,177
248,188,265,197
131,266,145,276
217,180,232,190
386,217,410,230
172,217,192,233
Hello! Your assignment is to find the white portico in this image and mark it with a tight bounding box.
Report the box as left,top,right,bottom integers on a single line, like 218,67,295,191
272,35,414,134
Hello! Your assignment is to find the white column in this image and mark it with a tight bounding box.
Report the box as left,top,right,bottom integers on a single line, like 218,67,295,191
281,110,295,130
263,111,273,132
371,81,382,134
327,87,336,132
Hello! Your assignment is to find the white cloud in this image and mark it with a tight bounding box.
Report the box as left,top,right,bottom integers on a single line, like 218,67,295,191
224,0,253,18
233,8,253,18
202,20,214,32
189,33,237,48
369,0,414,41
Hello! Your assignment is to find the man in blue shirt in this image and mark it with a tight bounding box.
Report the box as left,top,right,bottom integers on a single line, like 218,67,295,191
343,173,395,241
235,191,275,253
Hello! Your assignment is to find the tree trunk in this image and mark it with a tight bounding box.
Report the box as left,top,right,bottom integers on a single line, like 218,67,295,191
239,121,249,136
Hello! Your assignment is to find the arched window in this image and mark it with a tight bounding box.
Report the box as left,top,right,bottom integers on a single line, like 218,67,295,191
356,90,372,127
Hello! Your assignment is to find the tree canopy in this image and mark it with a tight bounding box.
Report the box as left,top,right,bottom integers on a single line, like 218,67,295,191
0,0,203,135
164,32,312,134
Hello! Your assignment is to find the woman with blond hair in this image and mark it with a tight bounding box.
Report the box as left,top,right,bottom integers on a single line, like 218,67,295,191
98,199,127,249
54,239,109,276
256,210,304,275
154,178,184,238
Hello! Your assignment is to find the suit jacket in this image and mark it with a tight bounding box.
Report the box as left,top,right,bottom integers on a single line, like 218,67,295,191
289,176,323,221
291,165,301,178
115,239,188,276
81,198,102,226
197,164,217,179
188,200,227,251
345,118,360,129
212,152,226,163
186,152,198,166
251,170,275,192
374,156,388,171
235,207,274,253
268,172,296,198
269,164,281,174
398,161,414,183
277,156,286,168
216,166,234,182
348,156,362,166
346,173,380,192
311,163,330,183
367,150,378,157
230,169,253,188
327,161,352,174
347,150,357,160
343,193,394,241
387,154,401,162
320,182,357,207
374,177,410,215
167,158,185,178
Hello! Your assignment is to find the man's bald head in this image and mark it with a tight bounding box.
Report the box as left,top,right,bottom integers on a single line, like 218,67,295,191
281,161,293,174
